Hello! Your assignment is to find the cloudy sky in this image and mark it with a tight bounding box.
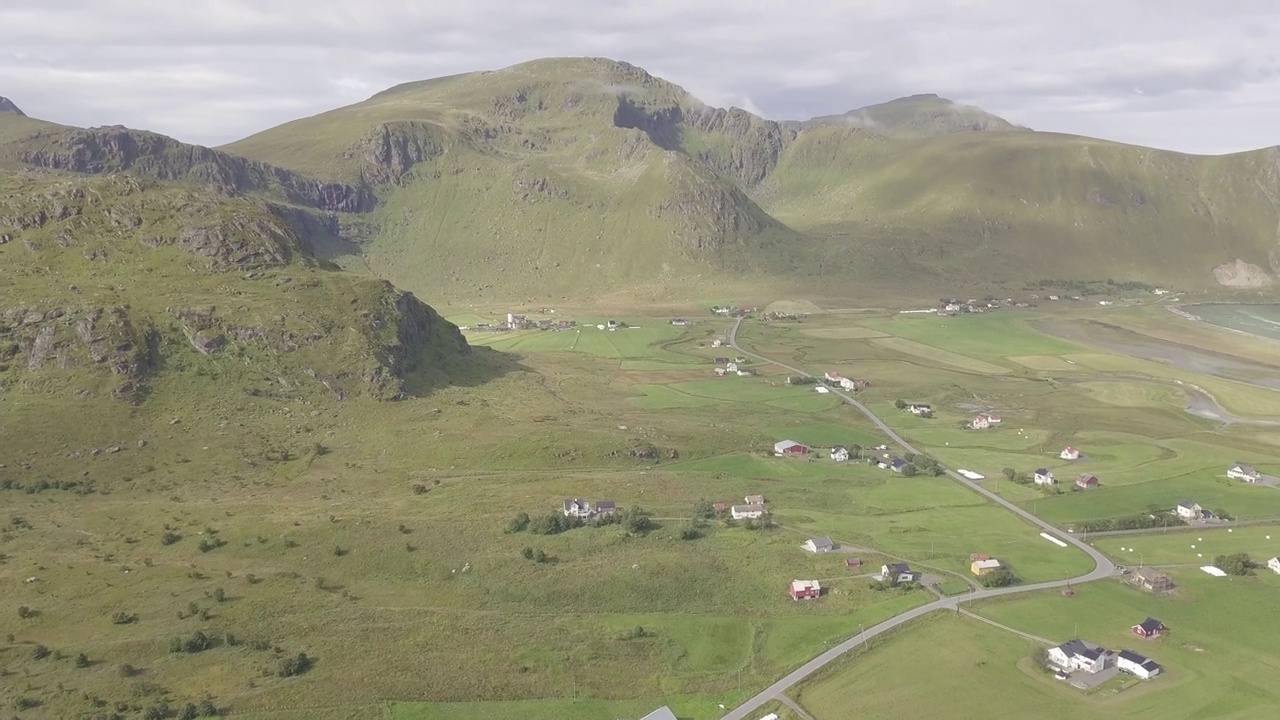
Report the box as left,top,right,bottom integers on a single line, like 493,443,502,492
2,0,1277,154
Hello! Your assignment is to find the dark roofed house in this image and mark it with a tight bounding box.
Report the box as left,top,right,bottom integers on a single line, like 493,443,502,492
595,500,617,516
1075,473,1099,490
1117,650,1162,679
1227,462,1262,482
803,536,836,553
1132,618,1166,639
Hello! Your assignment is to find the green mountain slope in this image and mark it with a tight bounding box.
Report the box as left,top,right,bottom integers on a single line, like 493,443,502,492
0,169,477,404
218,57,1280,301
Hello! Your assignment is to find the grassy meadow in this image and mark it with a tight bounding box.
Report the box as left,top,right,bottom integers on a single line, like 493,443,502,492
7,299,1280,718
796,567,1280,720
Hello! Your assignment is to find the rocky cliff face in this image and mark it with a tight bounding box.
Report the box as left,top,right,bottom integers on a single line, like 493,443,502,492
0,96,24,115
0,305,152,402
15,126,375,213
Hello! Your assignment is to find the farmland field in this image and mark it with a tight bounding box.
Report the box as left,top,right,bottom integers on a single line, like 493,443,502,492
796,570,1280,720
8,302,1280,718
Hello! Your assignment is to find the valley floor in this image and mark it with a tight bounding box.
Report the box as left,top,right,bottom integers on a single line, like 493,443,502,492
5,300,1280,719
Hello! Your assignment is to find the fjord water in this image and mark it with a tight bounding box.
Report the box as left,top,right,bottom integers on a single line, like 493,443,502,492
1192,304,1280,341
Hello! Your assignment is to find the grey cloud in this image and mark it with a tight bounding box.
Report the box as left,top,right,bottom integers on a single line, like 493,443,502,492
0,0,1276,153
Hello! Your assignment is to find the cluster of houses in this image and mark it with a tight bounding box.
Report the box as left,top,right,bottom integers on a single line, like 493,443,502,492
969,554,1003,576
1048,617,1168,683
711,306,752,317
466,313,576,332
938,297,1002,316
713,356,755,377
561,498,618,518
1029,468,1099,490
823,371,871,392
725,494,768,520
970,413,1003,430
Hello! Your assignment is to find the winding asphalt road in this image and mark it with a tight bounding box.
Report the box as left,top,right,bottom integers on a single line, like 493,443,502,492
719,317,1117,720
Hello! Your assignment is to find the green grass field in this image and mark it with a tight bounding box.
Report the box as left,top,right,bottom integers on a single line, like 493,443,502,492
1095,524,1280,566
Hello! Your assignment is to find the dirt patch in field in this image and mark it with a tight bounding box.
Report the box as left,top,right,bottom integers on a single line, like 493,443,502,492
1036,318,1280,391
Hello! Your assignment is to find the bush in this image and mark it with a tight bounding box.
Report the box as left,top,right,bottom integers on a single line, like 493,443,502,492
332,545,348,557
17,604,32,618
276,652,314,677
1002,467,1017,480
623,507,654,535
198,537,226,553
160,530,182,546
894,399,907,409
111,611,137,625
411,483,429,495
31,644,51,660
171,631,212,654
505,512,530,533
520,546,534,560
75,652,91,668
692,500,716,520
680,527,702,541
197,698,219,717
119,663,138,678
142,703,170,720
1075,513,1180,533
978,566,1019,588
1215,553,1255,576
179,704,200,720
211,587,226,603
533,549,548,563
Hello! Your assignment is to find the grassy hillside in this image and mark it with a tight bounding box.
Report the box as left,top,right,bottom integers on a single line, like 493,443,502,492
0,170,479,404
218,57,1280,303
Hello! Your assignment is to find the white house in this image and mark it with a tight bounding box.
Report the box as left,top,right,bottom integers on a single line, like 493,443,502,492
815,386,830,394
639,706,678,720
744,494,766,505
880,563,919,582
908,404,932,416
1048,640,1114,674
1227,462,1261,482
1175,500,1204,520
824,371,844,383
971,415,991,430
802,536,836,553
1060,446,1080,460
1034,468,1056,486
731,504,766,520
726,362,738,373
1267,556,1280,575
562,498,592,518
1117,650,1162,679
831,445,850,462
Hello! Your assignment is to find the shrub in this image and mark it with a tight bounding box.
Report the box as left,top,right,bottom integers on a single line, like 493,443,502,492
276,652,314,677
679,527,702,541
211,587,226,603
160,531,182,546
111,611,137,625
521,546,534,560
142,703,170,720
894,399,907,409
197,698,219,717
179,703,200,720
17,604,32,618
119,663,138,677
504,512,530,533
692,500,716,520
171,631,212,654
623,507,654,535
1215,553,1255,576
332,546,348,557
198,537,226,553
31,644,51,660
75,652,91,668
1002,467,1017,480
533,549,548,563
411,483,429,495
978,566,1019,588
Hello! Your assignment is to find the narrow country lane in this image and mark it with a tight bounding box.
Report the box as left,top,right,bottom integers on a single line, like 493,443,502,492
718,317,1117,720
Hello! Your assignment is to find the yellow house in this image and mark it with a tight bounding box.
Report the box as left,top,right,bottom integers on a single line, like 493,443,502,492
971,558,1002,576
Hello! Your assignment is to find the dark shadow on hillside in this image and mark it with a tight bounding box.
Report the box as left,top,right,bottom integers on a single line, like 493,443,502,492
399,345,526,398
613,96,683,151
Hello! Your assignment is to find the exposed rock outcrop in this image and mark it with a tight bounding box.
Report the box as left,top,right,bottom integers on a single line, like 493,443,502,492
0,96,24,116
16,126,375,213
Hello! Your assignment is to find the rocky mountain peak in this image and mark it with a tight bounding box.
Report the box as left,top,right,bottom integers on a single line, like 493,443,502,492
0,96,26,116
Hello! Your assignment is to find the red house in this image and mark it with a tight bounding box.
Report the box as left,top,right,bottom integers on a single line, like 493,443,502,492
1075,474,1100,490
845,558,862,568
1132,617,1165,639
775,440,810,456
789,579,821,600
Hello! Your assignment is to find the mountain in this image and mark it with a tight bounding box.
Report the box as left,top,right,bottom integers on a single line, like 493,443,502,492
0,114,481,404
0,96,24,115
216,57,1280,301
8,58,1280,308
801,93,1027,138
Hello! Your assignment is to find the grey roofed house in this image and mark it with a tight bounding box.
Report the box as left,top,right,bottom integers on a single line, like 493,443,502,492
804,536,835,553
639,706,678,720
1117,649,1162,674
883,562,911,574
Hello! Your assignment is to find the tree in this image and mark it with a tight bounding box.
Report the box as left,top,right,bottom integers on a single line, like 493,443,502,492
623,507,654,535
900,463,919,477
894,399,907,410
533,549,548,563
75,652,91,668
680,526,702,541
978,567,1019,588
178,704,200,720
31,644,50,660
521,546,534,560
1002,467,1017,480
160,530,182,545
277,652,314,677
1214,553,1254,576
692,500,716,520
